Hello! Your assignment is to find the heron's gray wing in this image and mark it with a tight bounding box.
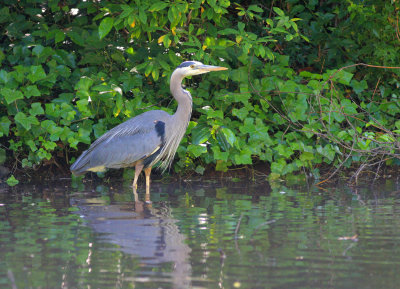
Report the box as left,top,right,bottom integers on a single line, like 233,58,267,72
70,110,170,174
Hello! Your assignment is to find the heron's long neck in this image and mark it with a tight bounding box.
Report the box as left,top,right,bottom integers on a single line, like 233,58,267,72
170,71,192,124
155,69,192,171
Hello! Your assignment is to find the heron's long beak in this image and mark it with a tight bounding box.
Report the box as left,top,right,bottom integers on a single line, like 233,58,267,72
198,64,228,72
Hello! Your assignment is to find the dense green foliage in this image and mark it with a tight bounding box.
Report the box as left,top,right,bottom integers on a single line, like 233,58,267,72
0,0,399,184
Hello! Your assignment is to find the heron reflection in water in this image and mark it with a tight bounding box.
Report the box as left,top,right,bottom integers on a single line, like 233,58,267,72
71,61,227,200
72,193,192,288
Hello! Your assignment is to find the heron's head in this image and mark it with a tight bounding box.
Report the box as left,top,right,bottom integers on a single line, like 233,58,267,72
175,61,228,77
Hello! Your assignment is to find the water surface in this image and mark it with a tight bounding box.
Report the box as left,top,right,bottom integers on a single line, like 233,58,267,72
1,179,400,288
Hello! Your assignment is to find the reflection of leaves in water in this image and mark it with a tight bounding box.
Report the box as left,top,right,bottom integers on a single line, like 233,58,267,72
0,193,146,289
0,195,91,288
2,182,400,289
170,184,400,288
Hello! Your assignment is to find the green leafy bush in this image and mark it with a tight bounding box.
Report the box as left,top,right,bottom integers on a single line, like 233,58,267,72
0,0,399,184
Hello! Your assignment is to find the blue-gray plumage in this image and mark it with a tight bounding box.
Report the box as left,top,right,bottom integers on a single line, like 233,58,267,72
70,61,228,198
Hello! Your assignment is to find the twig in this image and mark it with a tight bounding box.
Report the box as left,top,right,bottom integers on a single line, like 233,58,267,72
250,219,276,242
234,213,244,240
7,270,17,289
316,136,356,186
396,13,400,42
371,77,381,102
373,156,384,183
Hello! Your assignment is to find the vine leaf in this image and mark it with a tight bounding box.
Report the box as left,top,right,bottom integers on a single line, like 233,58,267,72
99,17,114,40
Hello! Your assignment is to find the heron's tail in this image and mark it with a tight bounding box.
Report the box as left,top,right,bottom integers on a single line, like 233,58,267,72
70,150,90,176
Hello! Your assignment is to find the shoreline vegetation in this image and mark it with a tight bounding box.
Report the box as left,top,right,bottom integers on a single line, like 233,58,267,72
1,1,399,187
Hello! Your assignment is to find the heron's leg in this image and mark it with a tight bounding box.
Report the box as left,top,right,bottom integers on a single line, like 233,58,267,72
133,162,144,196
144,166,152,203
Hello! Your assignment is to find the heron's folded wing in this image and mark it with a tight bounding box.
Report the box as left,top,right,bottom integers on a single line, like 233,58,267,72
71,110,169,173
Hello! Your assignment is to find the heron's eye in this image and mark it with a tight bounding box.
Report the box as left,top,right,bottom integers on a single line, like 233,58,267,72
190,65,195,68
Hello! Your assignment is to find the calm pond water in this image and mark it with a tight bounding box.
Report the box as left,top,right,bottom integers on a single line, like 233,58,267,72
1,178,400,289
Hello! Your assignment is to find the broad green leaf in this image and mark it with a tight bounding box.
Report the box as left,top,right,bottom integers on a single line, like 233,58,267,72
192,125,211,145
21,158,32,168
29,103,44,116
23,85,41,98
43,140,57,151
187,144,207,157
299,151,314,162
27,65,46,83
15,112,39,130
76,99,89,113
234,148,252,165
41,119,55,129
99,17,114,39
0,69,9,83
205,108,224,119
232,107,249,121
271,158,286,174
78,127,91,144
138,8,147,24
379,102,399,116
231,68,248,84
212,146,229,161
377,134,395,142
111,51,125,63
75,76,94,91
119,5,134,18
26,139,37,152
248,5,263,13
218,28,238,35
163,34,172,48
237,22,245,32
357,139,371,150
317,144,336,161
145,63,154,77
325,69,353,85
239,117,255,134
341,99,357,115
93,122,106,138
113,94,123,117
55,30,65,43
220,127,236,147
216,130,230,151
289,94,308,121
0,116,11,136
1,88,24,104
299,71,323,79
149,1,170,12
351,79,368,94
276,144,294,158
32,45,44,57
273,7,285,16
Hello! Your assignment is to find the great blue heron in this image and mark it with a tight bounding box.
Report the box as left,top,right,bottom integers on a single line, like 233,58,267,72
70,61,227,198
